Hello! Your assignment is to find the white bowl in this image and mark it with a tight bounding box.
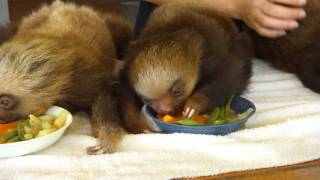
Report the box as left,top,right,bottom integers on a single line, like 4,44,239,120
0,106,73,158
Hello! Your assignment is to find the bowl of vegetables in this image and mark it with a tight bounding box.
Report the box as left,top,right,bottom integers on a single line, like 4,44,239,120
142,96,255,135
0,106,72,158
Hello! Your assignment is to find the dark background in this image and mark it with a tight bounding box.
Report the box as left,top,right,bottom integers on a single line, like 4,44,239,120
8,0,139,23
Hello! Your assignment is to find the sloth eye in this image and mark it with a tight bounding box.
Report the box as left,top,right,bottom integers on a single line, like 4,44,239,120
171,84,182,97
0,95,16,110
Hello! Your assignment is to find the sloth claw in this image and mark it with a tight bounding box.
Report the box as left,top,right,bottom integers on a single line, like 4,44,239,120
86,143,111,155
87,145,101,152
87,130,121,155
183,107,196,119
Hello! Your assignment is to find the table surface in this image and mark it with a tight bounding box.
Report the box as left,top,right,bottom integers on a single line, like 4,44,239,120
183,159,320,179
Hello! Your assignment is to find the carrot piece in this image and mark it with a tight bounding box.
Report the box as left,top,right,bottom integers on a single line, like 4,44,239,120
0,121,20,135
0,129,9,136
193,115,208,123
162,115,178,123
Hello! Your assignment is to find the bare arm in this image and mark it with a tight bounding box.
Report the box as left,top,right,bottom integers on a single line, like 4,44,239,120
145,0,240,18
145,0,307,38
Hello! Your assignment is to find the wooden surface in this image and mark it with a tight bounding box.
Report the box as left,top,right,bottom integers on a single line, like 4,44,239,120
8,0,121,22
183,159,320,179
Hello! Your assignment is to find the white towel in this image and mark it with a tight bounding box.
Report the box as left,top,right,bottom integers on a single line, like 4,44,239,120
1,59,320,180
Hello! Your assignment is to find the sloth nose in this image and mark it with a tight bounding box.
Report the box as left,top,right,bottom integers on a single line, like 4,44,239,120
155,95,175,115
156,104,174,115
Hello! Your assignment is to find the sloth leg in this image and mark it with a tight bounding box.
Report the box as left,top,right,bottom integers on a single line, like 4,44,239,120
87,88,126,154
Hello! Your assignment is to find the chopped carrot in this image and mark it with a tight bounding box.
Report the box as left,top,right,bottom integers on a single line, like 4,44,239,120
0,129,8,136
162,115,178,123
0,120,20,135
0,107,45,137
193,115,208,123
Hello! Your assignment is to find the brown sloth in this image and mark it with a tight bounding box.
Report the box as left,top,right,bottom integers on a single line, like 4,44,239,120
117,3,253,133
0,0,131,154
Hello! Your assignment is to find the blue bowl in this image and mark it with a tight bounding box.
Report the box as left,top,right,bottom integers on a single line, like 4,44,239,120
142,96,256,135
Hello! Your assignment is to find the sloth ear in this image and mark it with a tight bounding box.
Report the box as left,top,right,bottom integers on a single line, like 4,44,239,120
0,22,17,45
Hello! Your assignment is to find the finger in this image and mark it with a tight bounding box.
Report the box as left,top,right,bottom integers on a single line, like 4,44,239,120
269,0,307,7
254,10,299,30
261,1,306,19
252,22,287,38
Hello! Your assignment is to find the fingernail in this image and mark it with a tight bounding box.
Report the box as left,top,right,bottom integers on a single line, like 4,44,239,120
275,31,286,37
290,21,299,29
299,10,306,18
299,0,306,5
279,31,287,36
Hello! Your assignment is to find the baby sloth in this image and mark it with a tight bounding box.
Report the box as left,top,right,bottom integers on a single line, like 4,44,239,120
0,1,131,154
118,3,253,133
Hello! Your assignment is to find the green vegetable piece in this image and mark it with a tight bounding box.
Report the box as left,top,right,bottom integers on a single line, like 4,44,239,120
17,120,29,140
227,113,237,121
176,119,204,126
17,123,24,140
219,106,225,120
229,108,254,122
224,96,234,120
212,119,227,125
210,107,220,120
0,130,18,142
208,107,220,124
6,136,20,143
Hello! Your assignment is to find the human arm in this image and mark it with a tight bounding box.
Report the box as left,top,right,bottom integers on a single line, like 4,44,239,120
145,0,307,38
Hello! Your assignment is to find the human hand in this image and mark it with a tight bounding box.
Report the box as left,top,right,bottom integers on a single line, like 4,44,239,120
236,0,307,38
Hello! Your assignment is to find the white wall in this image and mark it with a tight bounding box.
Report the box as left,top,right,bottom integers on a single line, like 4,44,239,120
0,0,9,25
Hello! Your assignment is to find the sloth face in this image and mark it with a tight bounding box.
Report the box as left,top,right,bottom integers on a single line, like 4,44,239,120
0,38,71,123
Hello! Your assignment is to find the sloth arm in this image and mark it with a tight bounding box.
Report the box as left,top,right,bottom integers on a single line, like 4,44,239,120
116,80,150,134
87,86,126,154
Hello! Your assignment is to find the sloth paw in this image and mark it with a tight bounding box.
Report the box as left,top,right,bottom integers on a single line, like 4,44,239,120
183,94,208,118
86,131,122,155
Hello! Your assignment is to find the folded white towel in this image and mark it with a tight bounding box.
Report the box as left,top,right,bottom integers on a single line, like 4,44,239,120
1,59,320,179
